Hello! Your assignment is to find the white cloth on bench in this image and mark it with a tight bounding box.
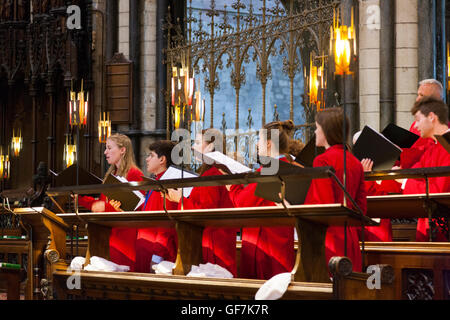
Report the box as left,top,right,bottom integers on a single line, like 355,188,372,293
68,256,130,272
255,272,292,300
187,263,233,278
152,261,175,274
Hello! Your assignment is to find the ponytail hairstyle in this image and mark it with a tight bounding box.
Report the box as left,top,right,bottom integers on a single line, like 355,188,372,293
315,107,350,147
197,128,226,175
262,120,299,162
104,133,139,182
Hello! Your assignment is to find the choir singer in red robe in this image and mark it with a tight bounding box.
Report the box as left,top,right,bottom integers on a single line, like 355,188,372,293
304,108,367,272
226,120,298,280
166,129,238,277
77,133,144,271
402,97,450,242
133,140,179,273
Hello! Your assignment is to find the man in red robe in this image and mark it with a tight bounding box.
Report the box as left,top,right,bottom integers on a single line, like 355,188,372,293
402,97,450,241
401,79,444,169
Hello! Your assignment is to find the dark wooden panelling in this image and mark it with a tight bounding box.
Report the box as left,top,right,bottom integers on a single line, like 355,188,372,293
105,53,133,124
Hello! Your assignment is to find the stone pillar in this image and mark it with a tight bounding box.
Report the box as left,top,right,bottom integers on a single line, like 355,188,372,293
139,0,158,171
118,0,130,59
380,0,396,130
359,0,381,131
92,0,106,176
417,0,435,81
395,0,419,129
341,0,359,136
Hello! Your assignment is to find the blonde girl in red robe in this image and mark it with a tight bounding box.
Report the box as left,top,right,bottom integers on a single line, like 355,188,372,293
78,133,144,271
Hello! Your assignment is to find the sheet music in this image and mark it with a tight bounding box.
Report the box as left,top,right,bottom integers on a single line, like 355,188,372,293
113,174,146,210
160,166,198,198
204,151,252,174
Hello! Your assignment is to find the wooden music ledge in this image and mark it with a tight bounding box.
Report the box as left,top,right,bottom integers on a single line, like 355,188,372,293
13,207,70,299
367,193,450,219
57,204,377,284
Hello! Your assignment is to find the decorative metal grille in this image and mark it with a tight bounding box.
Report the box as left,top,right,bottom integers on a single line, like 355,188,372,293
165,0,339,166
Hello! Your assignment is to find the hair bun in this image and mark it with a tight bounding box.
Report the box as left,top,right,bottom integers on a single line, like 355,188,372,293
281,120,294,134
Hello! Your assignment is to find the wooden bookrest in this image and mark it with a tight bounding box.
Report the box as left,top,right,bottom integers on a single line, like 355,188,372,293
13,207,70,300
367,193,450,219
58,204,376,284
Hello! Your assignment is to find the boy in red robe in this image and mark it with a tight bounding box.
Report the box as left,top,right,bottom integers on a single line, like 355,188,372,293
401,97,450,241
401,79,445,168
134,140,179,273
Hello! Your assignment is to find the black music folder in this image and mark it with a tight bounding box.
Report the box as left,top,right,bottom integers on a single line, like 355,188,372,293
435,131,450,154
294,135,325,167
53,164,102,187
381,123,420,149
254,157,312,205
353,125,402,171
103,174,145,211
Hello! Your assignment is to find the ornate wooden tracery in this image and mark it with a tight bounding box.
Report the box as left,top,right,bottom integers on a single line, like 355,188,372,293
0,0,93,193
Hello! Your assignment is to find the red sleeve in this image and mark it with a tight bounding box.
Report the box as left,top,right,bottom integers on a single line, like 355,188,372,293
183,186,221,209
365,180,402,196
355,165,367,215
77,195,96,211
305,156,336,205
126,166,144,183
229,183,273,208
364,181,380,196
400,138,434,169
182,168,222,209
403,144,450,194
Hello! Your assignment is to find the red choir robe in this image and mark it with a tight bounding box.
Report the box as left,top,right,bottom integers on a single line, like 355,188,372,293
78,166,144,271
304,145,367,272
363,180,401,242
400,122,435,169
180,166,238,277
229,156,295,280
403,139,450,242
135,170,179,273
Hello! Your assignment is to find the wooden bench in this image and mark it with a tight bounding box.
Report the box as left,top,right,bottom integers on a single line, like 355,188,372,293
52,257,394,300
0,267,25,300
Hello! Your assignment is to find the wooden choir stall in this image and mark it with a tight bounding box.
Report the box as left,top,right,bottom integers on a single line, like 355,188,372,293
2,166,449,300
43,165,394,300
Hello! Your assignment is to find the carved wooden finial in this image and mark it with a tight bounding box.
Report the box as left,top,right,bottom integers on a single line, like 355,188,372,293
328,256,353,277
